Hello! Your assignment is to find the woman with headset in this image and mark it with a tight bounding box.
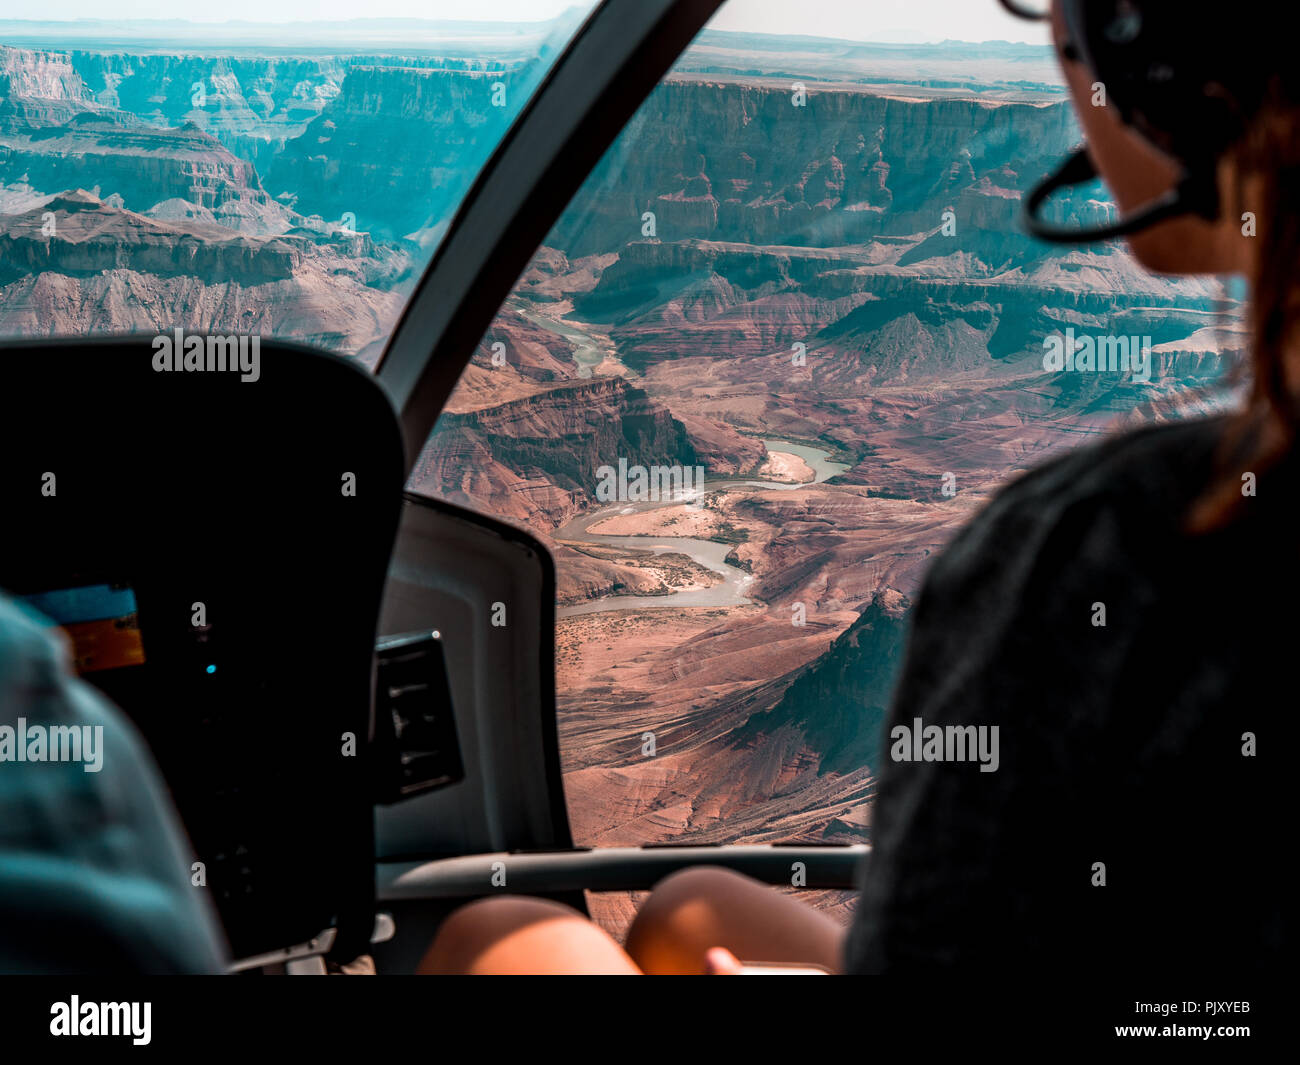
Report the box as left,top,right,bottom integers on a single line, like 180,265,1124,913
421,0,1290,974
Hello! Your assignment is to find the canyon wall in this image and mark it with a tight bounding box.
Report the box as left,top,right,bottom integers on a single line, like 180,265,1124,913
551,79,1082,256
264,64,533,238
414,375,700,529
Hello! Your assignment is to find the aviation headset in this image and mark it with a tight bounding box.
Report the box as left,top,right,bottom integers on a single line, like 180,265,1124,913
1000,0,1278,242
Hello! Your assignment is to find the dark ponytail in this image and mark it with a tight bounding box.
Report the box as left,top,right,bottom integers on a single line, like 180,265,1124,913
1188,85,1300,532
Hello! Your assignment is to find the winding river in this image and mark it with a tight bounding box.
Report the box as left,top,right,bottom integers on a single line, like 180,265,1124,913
557,439,849,618
516,307,850,617
518,307,610,375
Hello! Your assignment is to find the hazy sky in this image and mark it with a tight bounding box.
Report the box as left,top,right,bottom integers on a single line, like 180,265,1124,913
711,0,1048,44
7,1,1051,44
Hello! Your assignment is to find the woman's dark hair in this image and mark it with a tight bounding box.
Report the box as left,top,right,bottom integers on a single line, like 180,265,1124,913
1188,78,1300,532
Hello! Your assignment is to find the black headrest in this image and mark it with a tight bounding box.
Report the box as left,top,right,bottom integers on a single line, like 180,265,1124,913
0,335,406,961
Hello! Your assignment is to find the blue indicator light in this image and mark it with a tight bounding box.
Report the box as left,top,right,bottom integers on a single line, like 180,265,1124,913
205,664,217,675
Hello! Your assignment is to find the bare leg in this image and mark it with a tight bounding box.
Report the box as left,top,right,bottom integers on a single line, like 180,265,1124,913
418,868,843,975
417,896,641,975
625,866,846,975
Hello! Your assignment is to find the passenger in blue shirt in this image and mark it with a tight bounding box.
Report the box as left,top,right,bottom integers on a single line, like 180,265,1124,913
0,593,227,974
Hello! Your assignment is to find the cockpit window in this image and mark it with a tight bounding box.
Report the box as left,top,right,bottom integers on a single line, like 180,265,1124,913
0,2,598,366
411,0,1241,877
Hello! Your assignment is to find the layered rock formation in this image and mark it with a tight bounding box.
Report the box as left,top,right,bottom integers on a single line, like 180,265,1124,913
0,43,420,356
0,188,408,354
551,77,1082,256
266,64,527,239
0,46,98,127
68,52,348,140
1,112,274,216
0,189,297,281
413,375,700,529
733,589,911,787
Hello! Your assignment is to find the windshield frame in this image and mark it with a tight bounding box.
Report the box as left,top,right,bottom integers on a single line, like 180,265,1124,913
372,0,727,470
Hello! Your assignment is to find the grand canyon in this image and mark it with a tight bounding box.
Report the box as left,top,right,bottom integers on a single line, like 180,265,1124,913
0,15,1241,930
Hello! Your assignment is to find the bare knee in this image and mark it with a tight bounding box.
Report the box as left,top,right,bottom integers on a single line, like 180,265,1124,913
433,895,576,948
419,896,578,973
625,866,763,973
626,865,845,975
634,866,754,924
420,895,639,975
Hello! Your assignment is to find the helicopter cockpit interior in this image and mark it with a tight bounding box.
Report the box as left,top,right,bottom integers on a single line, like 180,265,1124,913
0,0,1285,1007
0,0,884,973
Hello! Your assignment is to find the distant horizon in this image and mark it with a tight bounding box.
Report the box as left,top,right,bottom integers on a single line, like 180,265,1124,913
0,0,1051,46
0,16,1051,50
